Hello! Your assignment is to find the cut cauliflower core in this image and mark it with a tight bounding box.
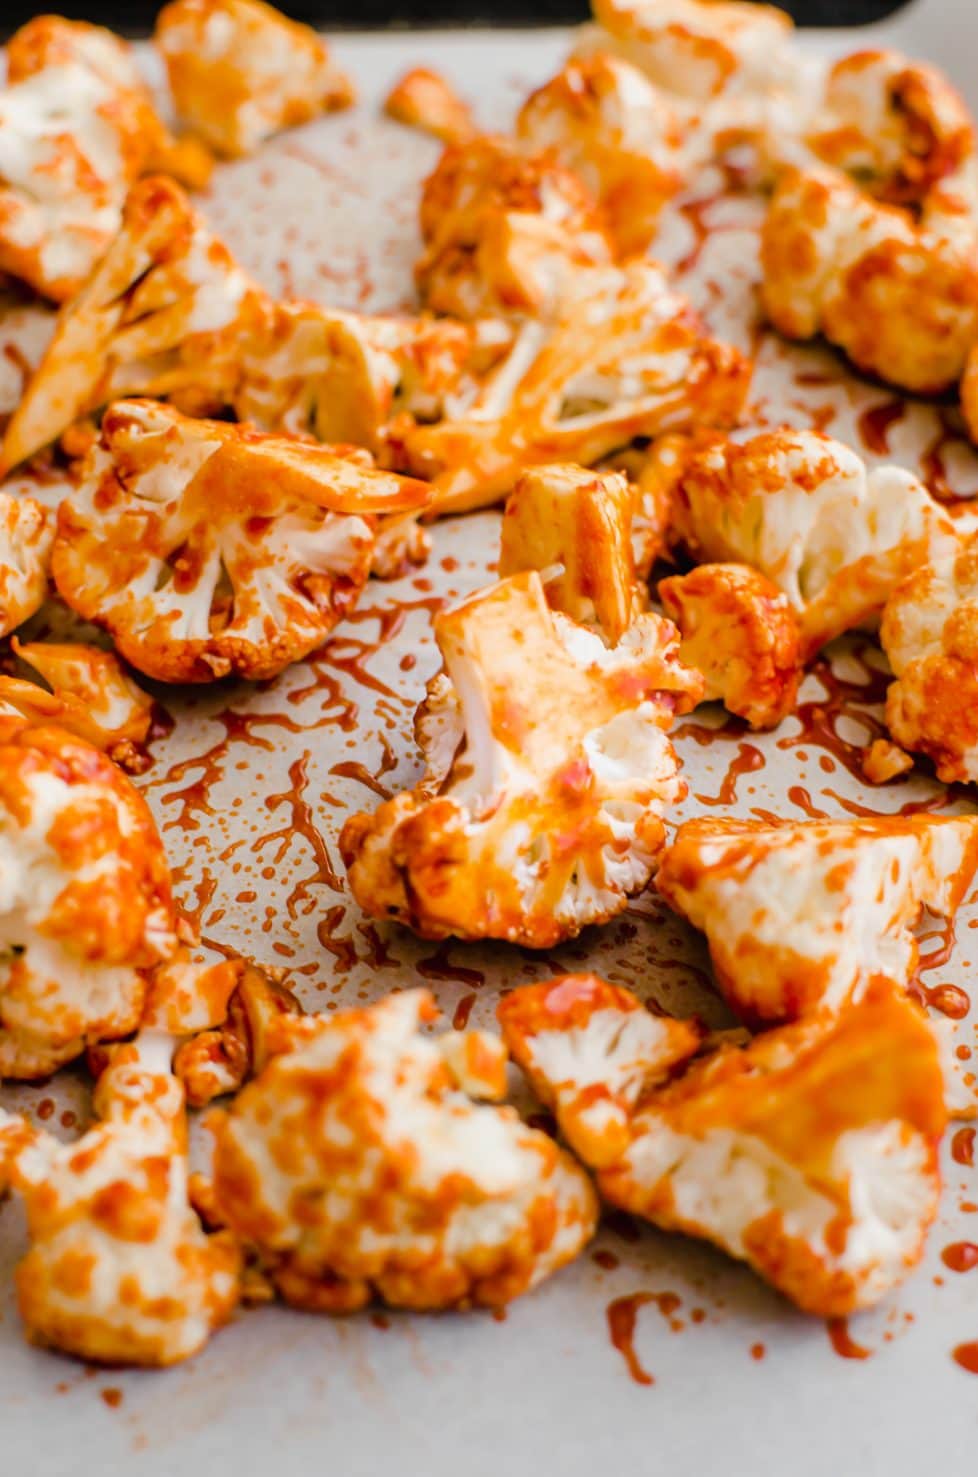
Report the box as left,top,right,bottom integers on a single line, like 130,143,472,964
208,989,597,1312
0,717,178,1079
658,563,803,730
499,463,644,645
500,974,947,1316
656,814,978,1024
0,493,54,638
155,0,355,160
51,399,431,684
2,1031,240,1365
665,428,959,659
881,534,978,784
404,259,751,515
341,570,703,947
1,175,266,473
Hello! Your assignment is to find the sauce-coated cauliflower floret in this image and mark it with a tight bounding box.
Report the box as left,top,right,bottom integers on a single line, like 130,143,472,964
761,165,978,400
208,990,597,1311
0,176,267,473
404,259,751,514
0,492,54,637
881,535,978,784
341,570,703,947
499,463,644,645
656,815,978,1023
658,563,803,729
0,639,153,767
383,67,476,145
415,134,613,322
4,1034,240,1365
500,974,947,1316
51,399,431,683
155,0,355,159
516,53,684,257
234,299,489,457
666,428,958,658
172,962,302,1107
809,49,976,210
0,717,178,1079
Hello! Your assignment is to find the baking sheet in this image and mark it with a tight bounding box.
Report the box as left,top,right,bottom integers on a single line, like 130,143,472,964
2,4,978,1472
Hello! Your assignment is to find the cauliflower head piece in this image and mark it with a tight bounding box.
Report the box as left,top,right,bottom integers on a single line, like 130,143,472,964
0,716,178,1079
7,1033,240,1365
0,639,154,767
0,175,267,472
666,428,959,658
51,399,431,683
155,0,355,159
383,67,476,145
0,492,54,638
658,562,803,729
881,533,978,784
208,989,597,1312
516,53,685,258
341,570,703,947
404,258,751,514
656,814,978,1023
499,462,644,645
501,973,947,1316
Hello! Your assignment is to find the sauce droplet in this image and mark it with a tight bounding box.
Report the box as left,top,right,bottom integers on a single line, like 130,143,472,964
942,1242,978,1273
952,1341,978,1374
607,1294,656,1386
952,1127,976,1167
826,1317,871,1360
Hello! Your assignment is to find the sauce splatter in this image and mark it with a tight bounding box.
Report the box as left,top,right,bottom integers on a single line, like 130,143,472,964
857,400,905,456
750,1342,766,1362
695,743,765,807
100,1388,123,1409
452,992,476,1029
952,1127,976,1166
952,1341,978,1374
826,1317,871,1360
607,1294,655,1386
942,1242,978,1273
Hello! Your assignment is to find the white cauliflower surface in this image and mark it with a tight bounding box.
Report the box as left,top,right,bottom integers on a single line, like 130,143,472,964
340,570,703,946
500,974,948,1316
656,814,978,1023
51,398,431,683
208,989,597,1311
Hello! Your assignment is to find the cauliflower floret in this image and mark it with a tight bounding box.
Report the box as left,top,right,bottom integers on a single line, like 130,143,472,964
172,962,302,1107
341,570,703,947
51,399,431,684
761,164,978,400
658,563,803,729
516,53,685,257
0,176,267,473
234,298,488,457
808,49,976,210
0,493,54,637
155,0,355,159
404,259,751,515
0,639,153,766
499,463,644,645
0,716,178,1079
383,67,476,145
881,534,978,784
207,989,597,1311
497,974,701,1167
501,974,946,1316
5,1033,240,1365
667,428,958,658
415,134,614,322
655,814,978,1023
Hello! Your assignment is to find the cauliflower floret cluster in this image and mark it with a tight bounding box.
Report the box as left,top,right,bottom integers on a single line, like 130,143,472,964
0,716,178,1079
404,258,751,514
2,1033,240,1365
383,67,476,145
658,563,803,729
500,973,948,1316
1,175,266,472
664,428,958,658
881,534,978,784
155,0,355,159
0,640,154,767
207,989,597,1311
341,570,703,947
655,815,978,1023
516,53,685,258
415,134,614,322
0,493,54,638
51,398,431,683
499,463,645,645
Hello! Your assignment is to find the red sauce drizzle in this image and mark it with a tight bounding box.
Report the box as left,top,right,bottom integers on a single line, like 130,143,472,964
857,400,906,456
952,1127,976,1166
417,944,485,988
941,1242,978,1273
329,760,393,800
787,785,830,819
826,1318,871,1360
606,1294,655,1386
259,754,345,911
695,742,765,807
452,992,476,1029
